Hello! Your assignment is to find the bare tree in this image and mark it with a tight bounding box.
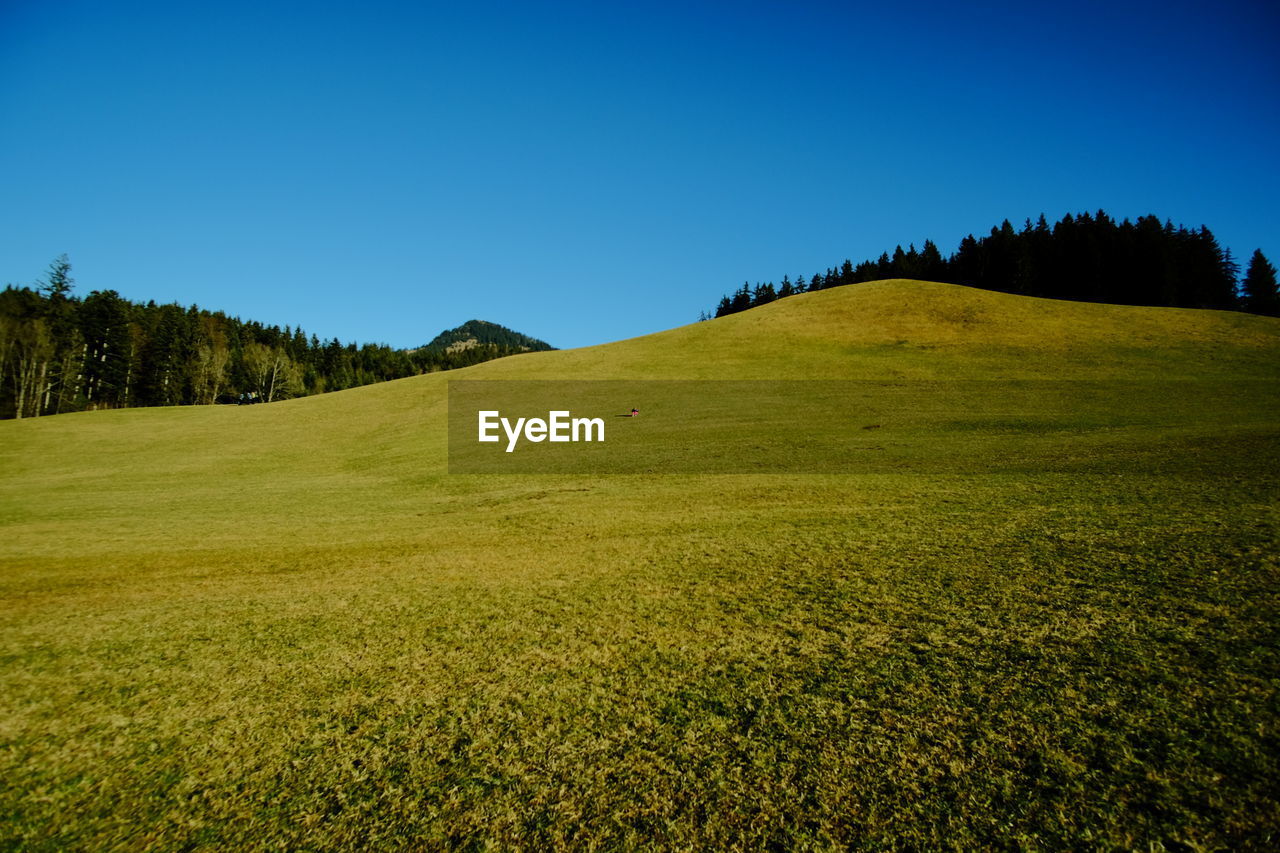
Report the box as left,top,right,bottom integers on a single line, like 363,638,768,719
243,342,301,403
265,347,300,402
241,341,273,400
191,342,229,404
11,319,55,419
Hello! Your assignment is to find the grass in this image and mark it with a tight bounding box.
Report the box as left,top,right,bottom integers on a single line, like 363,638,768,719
2,280,1279,849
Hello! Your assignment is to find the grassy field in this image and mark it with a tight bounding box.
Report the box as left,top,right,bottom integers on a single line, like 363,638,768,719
2,280,1278,849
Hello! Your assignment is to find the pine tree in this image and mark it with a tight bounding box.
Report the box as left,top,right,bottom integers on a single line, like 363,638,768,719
903,244,922,279
950,235,980,286
840,259,855,284
875,252,892,279
1184,226,1238,309
136,304,188,407
919,240,946,282
79,290,133,408
39,255,74,300
36,255,78,415
985,220,1018,293
1242,249,1279,316
883,246,902,279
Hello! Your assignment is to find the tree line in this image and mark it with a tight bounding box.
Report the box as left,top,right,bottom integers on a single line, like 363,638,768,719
711,211,1280,319
0,257,546,420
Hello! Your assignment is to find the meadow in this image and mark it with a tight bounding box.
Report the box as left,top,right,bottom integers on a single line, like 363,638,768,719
2,281,1278,849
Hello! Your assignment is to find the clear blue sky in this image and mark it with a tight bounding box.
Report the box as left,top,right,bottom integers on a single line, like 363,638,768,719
2,0,1276,349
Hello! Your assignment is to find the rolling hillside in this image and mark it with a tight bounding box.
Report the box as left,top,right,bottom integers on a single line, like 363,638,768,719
2,280,1278,849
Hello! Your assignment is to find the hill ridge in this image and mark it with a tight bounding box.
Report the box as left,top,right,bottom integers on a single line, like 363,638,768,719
457,279,1280,384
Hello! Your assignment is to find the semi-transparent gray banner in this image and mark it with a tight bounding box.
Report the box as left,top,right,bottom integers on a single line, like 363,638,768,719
446,379,1279,474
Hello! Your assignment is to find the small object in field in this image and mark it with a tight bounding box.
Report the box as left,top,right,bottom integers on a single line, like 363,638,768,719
862,423,881,430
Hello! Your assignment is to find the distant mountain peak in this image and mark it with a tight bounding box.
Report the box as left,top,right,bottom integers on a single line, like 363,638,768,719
420,319,554,353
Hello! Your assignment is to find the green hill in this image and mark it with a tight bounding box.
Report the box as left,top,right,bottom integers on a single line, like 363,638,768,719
419,318,554,353
2,280,1278,849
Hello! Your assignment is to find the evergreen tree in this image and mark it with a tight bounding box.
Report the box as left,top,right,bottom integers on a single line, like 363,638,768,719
919,240,946,281
136,304,189,406
983,220,1018,293
891,245,907,278
875,252,892,279
1181,226,1237,309
79,290,132,408
36,255,78,414
950,235,980,286
39,255,74,300
1133,214,1174,305
1242,249,1279,316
